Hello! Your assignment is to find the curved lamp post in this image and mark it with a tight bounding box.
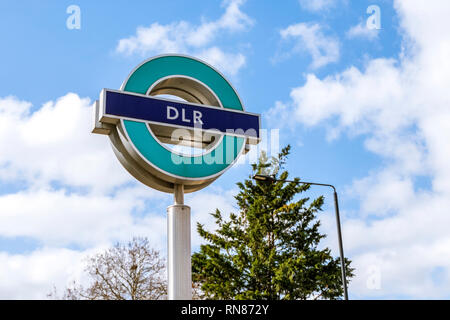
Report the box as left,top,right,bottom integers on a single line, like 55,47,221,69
252,174,349,300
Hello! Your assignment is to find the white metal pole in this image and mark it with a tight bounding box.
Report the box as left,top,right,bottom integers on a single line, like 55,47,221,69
167,184,192,300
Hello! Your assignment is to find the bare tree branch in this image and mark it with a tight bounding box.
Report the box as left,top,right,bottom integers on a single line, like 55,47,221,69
50,237,167,300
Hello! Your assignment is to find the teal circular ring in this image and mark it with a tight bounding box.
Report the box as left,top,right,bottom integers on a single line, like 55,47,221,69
121,55,245,180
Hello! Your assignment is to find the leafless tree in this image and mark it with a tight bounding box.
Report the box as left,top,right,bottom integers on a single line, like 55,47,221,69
49,237,167,300
192,281,206,300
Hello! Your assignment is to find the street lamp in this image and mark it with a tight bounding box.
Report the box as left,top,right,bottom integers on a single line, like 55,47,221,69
252,174,349,300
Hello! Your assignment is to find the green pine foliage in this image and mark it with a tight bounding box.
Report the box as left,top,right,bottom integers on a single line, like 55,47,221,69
192,145,354,300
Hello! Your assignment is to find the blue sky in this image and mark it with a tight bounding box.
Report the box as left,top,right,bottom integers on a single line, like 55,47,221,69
1,0,450,299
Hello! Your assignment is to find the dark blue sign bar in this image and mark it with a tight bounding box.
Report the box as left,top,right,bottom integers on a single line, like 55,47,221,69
100,89,260,139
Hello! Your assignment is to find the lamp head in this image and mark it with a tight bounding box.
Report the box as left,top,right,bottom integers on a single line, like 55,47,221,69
252,174,276,182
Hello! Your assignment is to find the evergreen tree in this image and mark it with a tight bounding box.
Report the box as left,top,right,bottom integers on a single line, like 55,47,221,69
192,146,353,300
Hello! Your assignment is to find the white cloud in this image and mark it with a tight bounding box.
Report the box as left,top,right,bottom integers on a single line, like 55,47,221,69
116,0,253,76
0,94,131,192
264,101,298,132
0,187,168,248
196,47,246,77
0,248,88,299
298,0,338,12
347,22,379,40
279,22,340,69
0,245,121,299
268,0,450,298
116,21,189,56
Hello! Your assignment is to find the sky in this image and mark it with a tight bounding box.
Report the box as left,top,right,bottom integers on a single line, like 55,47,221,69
0,0,449,299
